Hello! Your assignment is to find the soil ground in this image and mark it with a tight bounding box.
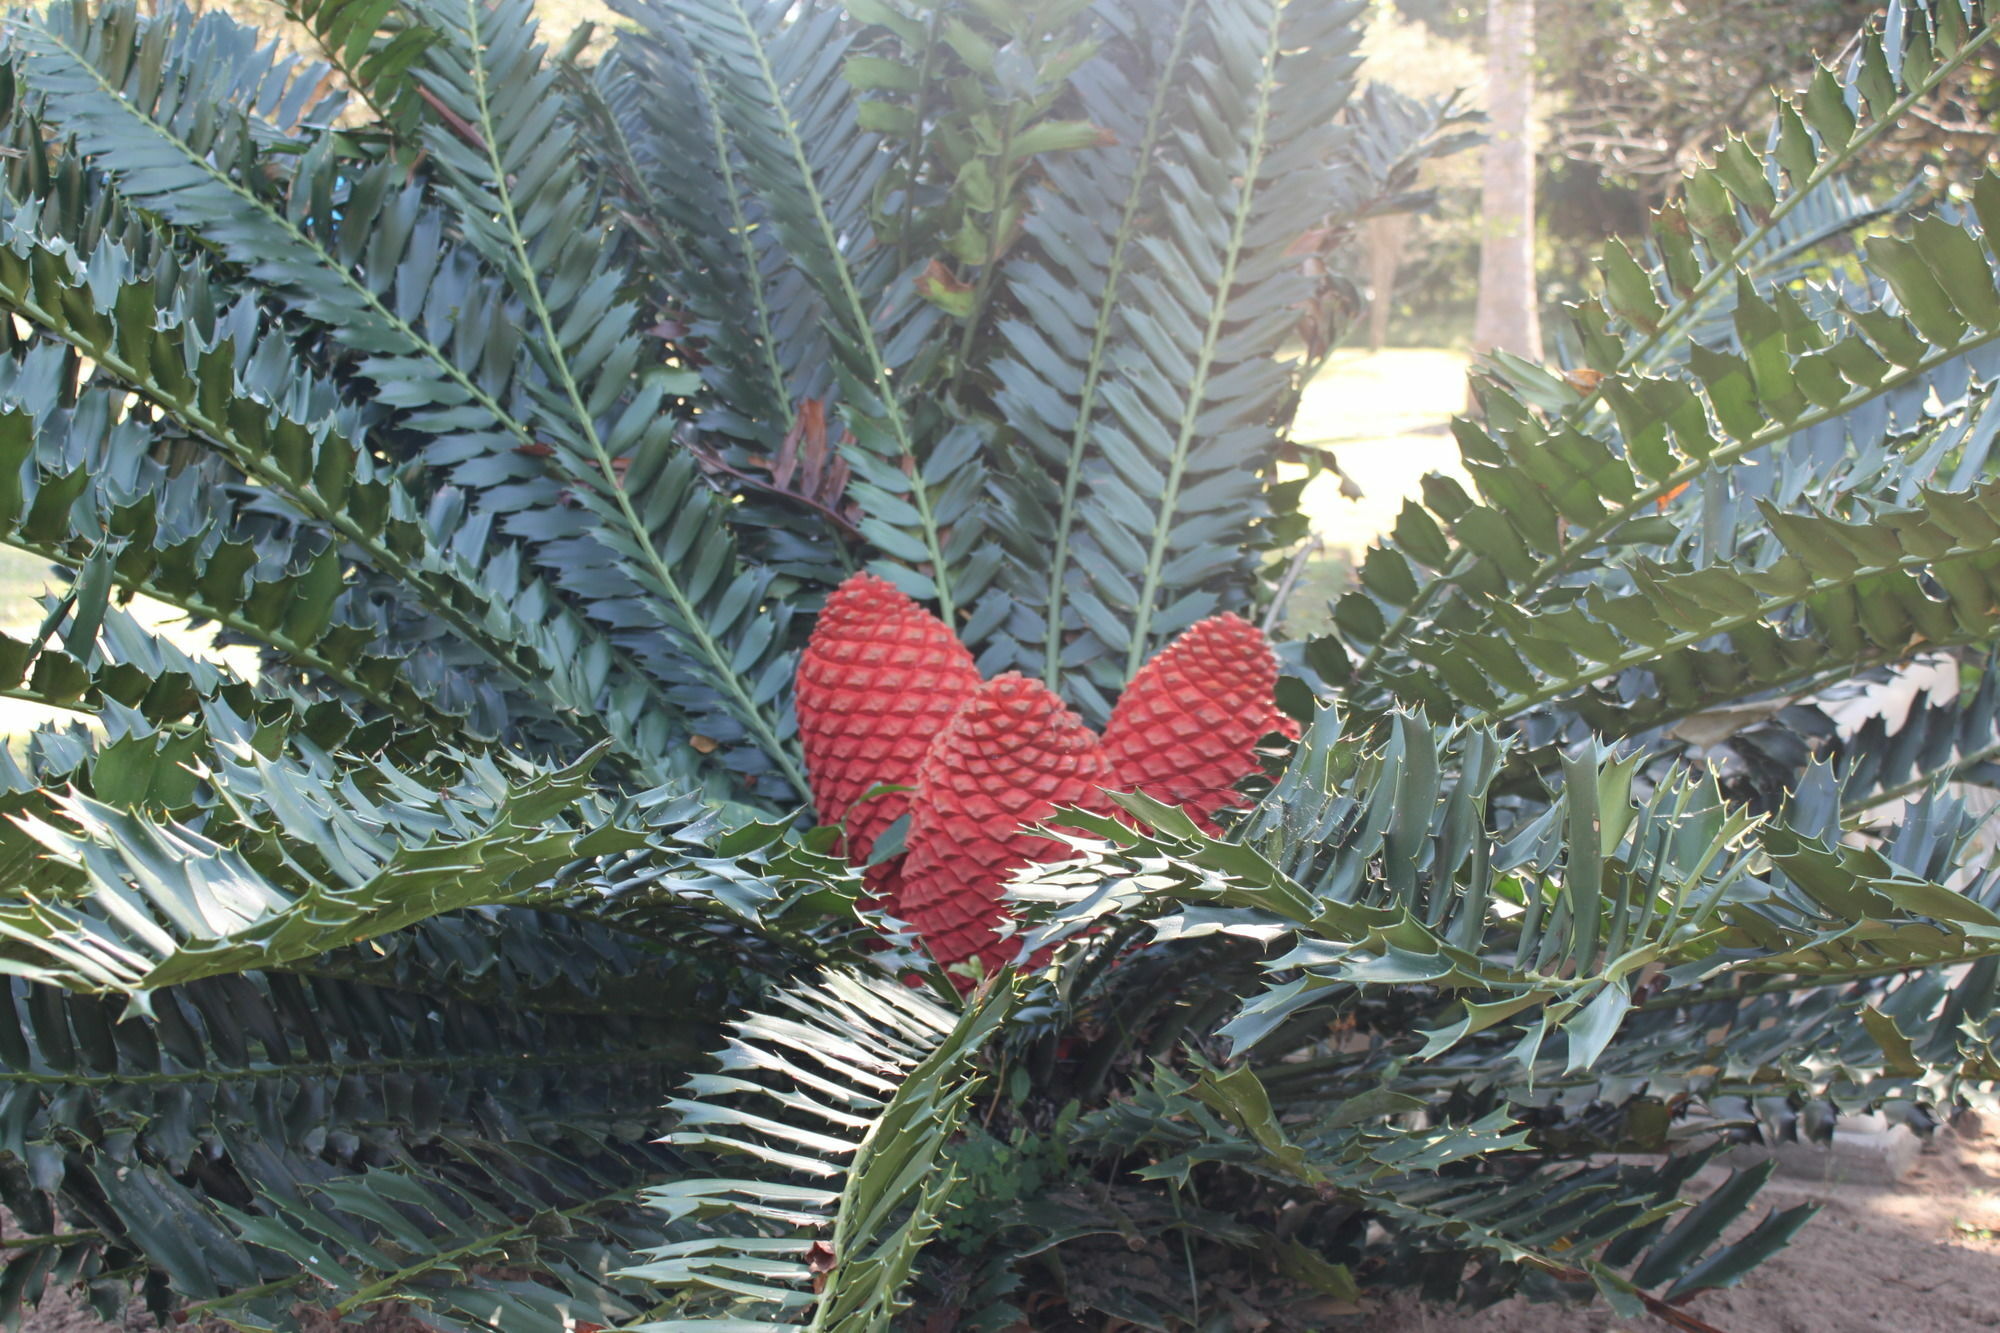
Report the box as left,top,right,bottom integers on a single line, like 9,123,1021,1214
1290,347,1476,554
1368,1122,2000,1332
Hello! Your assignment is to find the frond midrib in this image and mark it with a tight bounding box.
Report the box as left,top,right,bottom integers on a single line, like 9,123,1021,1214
447,0,806,792
1040,0,1202,690
25,13,537,452
1124,4,1288,678
702,0,957,620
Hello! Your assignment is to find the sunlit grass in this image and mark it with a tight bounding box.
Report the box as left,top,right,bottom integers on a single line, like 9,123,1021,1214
1278,347,1470,636
0,548,261,743
1291,346,1471,552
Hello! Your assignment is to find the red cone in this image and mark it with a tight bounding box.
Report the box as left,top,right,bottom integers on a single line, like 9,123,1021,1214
1100,614,1297,834
794,573,980,907
899,673,1115,976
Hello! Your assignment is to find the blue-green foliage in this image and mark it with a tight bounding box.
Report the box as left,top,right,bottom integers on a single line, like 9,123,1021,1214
0,0,1994,1327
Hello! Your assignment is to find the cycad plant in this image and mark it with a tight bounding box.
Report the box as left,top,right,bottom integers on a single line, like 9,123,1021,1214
0,0,1995,1326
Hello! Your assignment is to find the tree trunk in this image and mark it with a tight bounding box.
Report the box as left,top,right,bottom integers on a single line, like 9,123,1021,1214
1364,213,1410,353
1472,0,1540,360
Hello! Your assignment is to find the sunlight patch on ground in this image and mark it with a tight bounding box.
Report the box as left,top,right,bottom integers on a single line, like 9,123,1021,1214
0,548,262,742
1290,347,1473,556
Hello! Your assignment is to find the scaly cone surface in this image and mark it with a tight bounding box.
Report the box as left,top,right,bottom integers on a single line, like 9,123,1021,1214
899,673,1115,976
1100,613,1298,834
794,573,980,906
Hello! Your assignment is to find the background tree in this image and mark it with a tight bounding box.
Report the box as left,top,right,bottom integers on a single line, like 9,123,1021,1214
1472,0,1542,355
1362,0,2000,348
1549,0,2000,202
1349,0,1486,348
1549,0,1871,200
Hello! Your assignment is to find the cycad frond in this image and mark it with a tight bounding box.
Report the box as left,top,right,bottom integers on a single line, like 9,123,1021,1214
414,0,811,793
989,0,1365,717
1332,0,2000,719
635,0,970,619
0,172,712,781
282,0,440,136
4,730,623,997
624,969,1011,1328
1018,704,2000,1073
0,957,694,1331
